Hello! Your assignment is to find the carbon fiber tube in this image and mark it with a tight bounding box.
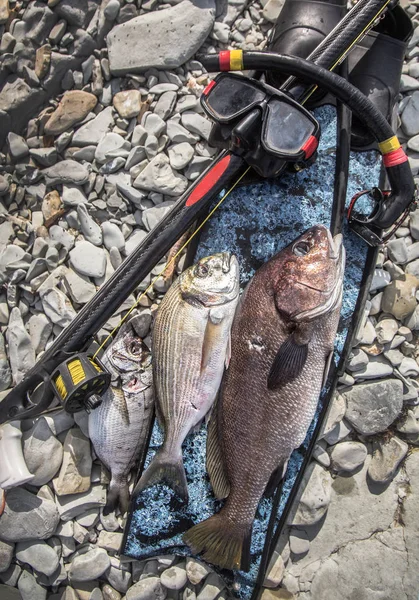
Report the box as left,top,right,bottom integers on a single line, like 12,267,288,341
282,0,393,97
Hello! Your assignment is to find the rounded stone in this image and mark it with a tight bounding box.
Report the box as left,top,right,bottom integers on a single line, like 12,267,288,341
15,540,60,576
0,487,59,542
329,441,368,472
22,418,63,486
343,379,403,435
69,548,111,582
69,241,106,278
113,90,142,119
160,566,188,590
44,91,98,135
381,274,419,320
291,464,332,526
368,436,408,484
125,576,167,600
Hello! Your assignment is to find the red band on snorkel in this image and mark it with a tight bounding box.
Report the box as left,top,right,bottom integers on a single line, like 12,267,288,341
219,51,230,71
219,50,243,71
383,147,408,168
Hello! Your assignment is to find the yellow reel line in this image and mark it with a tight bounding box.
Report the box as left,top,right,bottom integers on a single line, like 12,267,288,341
93,165,251,359
301,0,392,105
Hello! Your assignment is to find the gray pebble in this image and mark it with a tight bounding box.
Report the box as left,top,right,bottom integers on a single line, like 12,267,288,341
69,241,107,278
77,204,103,246
18,570,47,600
343,379,403,434
7,132,29,160
64,269,96,304
102,222,125,252
126,576,167,600
104,0,121,21
22,418,63,486
69,548,110,582
0,540,14,574
43,160,90,186
40,287,76,327
15,540,59,576
401,91,419,137
0,487,59,542
154,91,177,120
6,307,35,384
161,566,188,590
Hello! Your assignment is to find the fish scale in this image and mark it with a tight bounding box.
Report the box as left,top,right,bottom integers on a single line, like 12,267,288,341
184,225,344,571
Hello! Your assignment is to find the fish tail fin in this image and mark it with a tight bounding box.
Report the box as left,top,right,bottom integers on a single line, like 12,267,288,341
103,476,130,516
133,448,188,502
183,512,252,572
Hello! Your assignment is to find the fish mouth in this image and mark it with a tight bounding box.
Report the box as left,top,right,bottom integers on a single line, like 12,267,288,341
222,252,231,273
293,233,345,322
327,230,343,260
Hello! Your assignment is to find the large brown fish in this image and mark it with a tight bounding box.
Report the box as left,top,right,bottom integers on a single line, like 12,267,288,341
89,318,154,515
133,253,240,502
184,225,345,571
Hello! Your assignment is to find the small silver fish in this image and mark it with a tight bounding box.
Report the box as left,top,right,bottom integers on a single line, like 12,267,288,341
134,252,240,502
88,318,153,514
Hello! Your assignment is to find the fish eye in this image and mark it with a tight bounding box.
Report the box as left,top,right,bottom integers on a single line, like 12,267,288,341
129,341,142,355
196,263,209,277
293,241,311,257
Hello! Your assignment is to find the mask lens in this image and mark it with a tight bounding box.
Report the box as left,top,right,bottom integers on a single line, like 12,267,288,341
264,99,315,154
205,77,265,121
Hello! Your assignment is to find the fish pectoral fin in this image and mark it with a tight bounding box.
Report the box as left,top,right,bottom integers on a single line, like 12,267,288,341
206,400,230,500
201,311,224,372
267,334,308,390
113,386,130,426
209,306,225,325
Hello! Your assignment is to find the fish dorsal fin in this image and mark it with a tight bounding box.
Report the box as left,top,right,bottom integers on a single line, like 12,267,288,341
201,308,225,372
267,331,309,391
206,398,230,500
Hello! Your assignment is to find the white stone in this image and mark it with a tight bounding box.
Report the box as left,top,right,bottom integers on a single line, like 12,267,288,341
70,241,107,278
134,154,187,196
107,1,215,74
290,464,332,526
368,436,408,484
343,379,403,435
329,441,368,472
69,548,111,582
40,287,76,327
72,107,115,147
160,566,188,590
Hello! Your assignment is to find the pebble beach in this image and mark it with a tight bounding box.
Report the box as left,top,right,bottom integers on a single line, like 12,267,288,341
1,0,419,599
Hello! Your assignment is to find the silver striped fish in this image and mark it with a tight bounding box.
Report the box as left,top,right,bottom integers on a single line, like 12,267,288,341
89,318,153,515
134,253,240,502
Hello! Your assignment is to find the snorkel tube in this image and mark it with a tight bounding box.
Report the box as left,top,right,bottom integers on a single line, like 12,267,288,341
200,50,416,247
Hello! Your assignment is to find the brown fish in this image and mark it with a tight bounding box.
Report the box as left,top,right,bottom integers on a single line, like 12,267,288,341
184,225,345,571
